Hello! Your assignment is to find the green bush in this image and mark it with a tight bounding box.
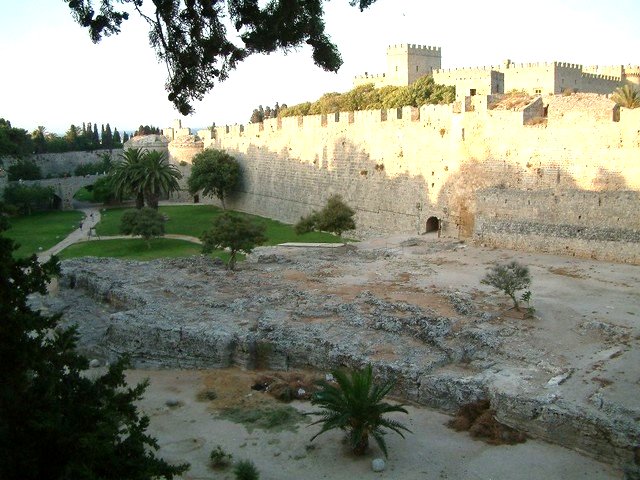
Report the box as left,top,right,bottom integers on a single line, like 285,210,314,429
7,160,41,181
2,184,55,215
201,213,266,270
295,195,355,236
481,261,532,311
120,208,166,247
233,460,260,480
209,445,232,469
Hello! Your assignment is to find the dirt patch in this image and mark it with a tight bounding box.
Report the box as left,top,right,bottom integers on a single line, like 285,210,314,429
549,266,587,279
197,368,320,411
447,400,527,445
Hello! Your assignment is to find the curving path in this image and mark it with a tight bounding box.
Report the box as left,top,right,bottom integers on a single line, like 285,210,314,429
37,206,203,263
37,206,102,263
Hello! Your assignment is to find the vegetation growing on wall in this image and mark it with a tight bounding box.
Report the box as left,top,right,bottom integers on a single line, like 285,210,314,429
279,76,455,117
249,103,287,123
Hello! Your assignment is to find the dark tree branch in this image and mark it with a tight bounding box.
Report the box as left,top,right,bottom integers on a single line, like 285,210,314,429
63,0,377,115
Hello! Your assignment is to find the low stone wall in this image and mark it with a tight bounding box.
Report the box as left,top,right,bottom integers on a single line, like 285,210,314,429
474,189,640,263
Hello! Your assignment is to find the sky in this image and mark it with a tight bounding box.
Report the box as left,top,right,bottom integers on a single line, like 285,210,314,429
0,0,638,135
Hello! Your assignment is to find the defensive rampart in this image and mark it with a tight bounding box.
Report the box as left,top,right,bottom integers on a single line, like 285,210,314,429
174,94,640,264
1,149,123,178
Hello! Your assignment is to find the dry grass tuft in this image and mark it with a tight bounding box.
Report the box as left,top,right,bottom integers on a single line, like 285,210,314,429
447,399,527,445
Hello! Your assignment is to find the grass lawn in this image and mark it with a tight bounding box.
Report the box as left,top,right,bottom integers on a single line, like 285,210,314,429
6,210,84,258
59,238,236,262
96,205,346,244
73,187,93,202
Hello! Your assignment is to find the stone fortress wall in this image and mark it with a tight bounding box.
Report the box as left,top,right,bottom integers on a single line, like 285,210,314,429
355,43,640,98
1,149,123,178
167,91,640,264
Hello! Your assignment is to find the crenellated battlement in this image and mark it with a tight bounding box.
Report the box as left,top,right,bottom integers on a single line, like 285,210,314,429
359,43,629,96
582,72,620,82
555,62,583,69
354,72,387,80
434,66,496,73
387,43,441,53
192,93,629,148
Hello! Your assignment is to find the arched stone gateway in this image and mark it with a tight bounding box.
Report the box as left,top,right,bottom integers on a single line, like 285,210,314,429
18,174,106,210
425,216,440,233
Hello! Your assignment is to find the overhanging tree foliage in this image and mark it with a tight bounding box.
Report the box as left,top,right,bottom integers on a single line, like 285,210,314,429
63,0,380,115
0,212,188,480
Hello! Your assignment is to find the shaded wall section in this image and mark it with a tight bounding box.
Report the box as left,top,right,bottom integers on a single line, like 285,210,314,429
181,96,640,264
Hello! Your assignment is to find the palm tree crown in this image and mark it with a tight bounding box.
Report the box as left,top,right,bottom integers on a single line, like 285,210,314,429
111,147,147,208
140,150,182,209
309,364,411,457
110,148,182,209
611,85,640,109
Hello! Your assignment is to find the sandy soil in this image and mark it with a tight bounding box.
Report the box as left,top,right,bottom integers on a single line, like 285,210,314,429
124,368,622,480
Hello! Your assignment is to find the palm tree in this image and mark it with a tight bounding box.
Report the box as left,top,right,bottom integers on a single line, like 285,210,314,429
110,147,147,208
309,364,411,457
611,85,640,109
139,150,182,209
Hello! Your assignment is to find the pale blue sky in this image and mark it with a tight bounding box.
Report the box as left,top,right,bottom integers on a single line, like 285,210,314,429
0,0,638,134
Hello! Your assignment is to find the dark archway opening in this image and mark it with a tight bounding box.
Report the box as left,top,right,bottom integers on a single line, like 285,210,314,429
193,194,199,204
426,216,440,233
52,195,62,210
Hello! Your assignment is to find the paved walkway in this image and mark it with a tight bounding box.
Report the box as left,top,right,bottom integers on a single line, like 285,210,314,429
38,206,102,263
37,206,203,263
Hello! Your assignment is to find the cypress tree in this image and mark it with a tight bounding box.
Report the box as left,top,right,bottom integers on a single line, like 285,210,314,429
93,124,99,146
104,123,113,149
113,128,121,146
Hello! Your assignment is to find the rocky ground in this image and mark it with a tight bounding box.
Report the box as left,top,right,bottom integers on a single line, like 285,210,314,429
37,233,640,477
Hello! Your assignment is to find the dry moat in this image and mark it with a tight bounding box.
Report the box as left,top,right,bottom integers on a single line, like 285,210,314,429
36,234,640,478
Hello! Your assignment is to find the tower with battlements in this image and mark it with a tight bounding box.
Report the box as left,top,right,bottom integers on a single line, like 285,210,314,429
386,44,442,86
354,44,441,88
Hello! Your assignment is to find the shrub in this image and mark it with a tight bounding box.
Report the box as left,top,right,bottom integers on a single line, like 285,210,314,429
120,208,166,247
209,445,233,469
200,213,266,270
481,261,532,311
2,183,55,215
7,160,41,181
294,212,318,235
0,214,188,480
233,460,260,480
295,195,355,237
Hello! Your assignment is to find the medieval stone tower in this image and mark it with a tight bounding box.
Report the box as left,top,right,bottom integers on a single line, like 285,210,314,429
385,44,442,86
